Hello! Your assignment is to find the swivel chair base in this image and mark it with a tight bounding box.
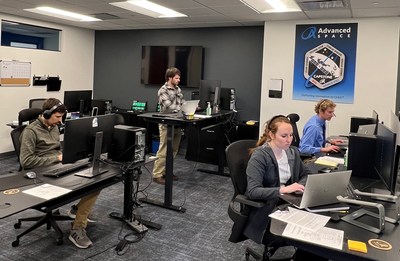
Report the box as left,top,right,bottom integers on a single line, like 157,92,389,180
12,209,73,247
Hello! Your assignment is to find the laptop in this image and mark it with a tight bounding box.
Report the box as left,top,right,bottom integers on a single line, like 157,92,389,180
181,100,199,115
279,170,352,209
357,124,376,135
152,100,199,118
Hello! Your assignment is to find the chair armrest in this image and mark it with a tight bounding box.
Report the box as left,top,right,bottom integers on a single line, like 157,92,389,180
234,194,265,208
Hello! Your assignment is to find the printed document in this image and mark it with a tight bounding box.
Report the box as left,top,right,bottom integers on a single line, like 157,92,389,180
23,183,71,200
283,223,344,250
269,207,330,232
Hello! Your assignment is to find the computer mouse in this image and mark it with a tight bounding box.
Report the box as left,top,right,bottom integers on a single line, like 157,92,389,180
24,171,37,179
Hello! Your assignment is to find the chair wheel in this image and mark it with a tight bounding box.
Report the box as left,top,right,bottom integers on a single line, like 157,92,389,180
14,222,21,229
55,238,63,245
12,239,19,247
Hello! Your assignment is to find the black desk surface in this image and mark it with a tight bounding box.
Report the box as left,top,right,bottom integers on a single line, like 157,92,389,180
138,110,233,125
271,174,400,261
0,162,121,219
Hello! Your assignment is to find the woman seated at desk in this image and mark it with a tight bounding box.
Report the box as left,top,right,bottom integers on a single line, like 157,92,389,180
244,115,327,260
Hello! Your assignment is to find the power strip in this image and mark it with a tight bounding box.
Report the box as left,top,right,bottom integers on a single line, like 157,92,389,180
126,219,148,234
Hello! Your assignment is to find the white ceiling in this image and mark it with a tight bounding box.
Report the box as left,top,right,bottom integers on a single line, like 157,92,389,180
0,0,399,30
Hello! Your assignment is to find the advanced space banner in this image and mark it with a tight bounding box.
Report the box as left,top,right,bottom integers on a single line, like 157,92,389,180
293,23,358,104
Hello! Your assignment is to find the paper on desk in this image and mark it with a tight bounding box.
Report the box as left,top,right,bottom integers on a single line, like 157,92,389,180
23,183,71,200
315,156,344,165
283,223,344,250
269,207,330,232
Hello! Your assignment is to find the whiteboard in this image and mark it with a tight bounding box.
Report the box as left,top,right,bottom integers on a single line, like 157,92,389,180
0,60,31,86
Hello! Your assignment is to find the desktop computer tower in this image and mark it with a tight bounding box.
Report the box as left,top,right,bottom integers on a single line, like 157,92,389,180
91,99,112,115
109,125,146,163
220,88,236,111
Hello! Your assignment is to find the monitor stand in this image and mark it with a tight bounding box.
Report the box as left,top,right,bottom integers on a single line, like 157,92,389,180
75,131,108,178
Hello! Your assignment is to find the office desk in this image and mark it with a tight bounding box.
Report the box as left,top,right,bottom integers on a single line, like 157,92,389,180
138,111,233,213
0,160,154,246
271,177,400,261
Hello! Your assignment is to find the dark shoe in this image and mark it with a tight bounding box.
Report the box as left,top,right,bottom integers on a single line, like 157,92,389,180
153,176,165,185
162,174,179,181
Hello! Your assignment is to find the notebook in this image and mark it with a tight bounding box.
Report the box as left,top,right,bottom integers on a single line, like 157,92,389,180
279,170,352,209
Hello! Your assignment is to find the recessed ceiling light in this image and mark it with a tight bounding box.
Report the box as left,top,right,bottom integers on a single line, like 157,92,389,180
25,7,101,22
110,1,187,18
240,0,301,13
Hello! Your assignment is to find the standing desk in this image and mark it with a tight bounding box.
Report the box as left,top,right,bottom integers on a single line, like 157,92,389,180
138,111,233,213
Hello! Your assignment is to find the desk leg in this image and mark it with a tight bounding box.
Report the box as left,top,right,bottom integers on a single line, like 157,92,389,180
141,125,186,213
109,168,162,232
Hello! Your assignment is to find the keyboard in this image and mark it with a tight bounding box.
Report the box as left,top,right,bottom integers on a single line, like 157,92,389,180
42,161,91,178
346,181,361,199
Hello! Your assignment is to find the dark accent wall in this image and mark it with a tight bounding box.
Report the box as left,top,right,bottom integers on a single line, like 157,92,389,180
93,26,263,121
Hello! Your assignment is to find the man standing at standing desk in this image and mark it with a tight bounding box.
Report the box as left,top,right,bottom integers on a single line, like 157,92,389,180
152,67,184,185
19,98,99,249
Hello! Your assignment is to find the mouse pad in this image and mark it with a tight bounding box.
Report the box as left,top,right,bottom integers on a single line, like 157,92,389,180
0,174,43,191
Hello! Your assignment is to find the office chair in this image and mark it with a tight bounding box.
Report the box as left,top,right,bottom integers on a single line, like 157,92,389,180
10,125,27,171
226,140,293,261
286,113,313,161
286,114,300,147
18,108,42,125
29,98,46,109
9,122,73,247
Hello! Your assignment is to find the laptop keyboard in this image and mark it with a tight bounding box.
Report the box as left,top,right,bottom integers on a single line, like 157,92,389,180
42,162,91,178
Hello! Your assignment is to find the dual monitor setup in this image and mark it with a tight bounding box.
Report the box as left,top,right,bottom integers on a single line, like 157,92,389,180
347,110,400,197
60,90,145,178
61,114,145,178
197,80,236,112
63,90,112,117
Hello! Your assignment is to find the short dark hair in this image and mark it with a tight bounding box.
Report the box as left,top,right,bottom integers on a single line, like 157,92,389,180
42,98,67,114
165,67,181,81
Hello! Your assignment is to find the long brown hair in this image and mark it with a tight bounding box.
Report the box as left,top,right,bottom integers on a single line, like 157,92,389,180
249,115,291,154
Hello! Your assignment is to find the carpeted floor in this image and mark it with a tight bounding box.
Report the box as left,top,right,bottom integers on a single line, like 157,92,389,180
0,153,296,261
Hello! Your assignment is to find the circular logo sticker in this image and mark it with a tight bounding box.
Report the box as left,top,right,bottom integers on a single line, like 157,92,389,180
3,189,20,195
368,239,392,251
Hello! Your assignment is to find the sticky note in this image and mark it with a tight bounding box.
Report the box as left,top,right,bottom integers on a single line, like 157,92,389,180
348,240,368,253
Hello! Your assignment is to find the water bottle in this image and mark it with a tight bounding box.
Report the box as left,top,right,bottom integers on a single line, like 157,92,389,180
206,102,212,116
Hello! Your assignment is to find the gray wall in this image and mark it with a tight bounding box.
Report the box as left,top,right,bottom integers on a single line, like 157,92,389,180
93,26,264,120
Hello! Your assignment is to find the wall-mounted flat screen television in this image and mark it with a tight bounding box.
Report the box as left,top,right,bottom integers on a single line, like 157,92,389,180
141,46,204,88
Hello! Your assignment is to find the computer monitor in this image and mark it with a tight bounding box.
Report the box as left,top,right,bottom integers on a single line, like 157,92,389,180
64,90,93,116
198,80,221,110
62,114,116,177
373,122,398,195
347,133,378,179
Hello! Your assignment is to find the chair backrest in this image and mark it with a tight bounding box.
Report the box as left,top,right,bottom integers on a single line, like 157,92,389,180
225,139,257,243
287,113,300,147
10,125,27,170
29,98,46,109
18,108,42,125
226,139,257,197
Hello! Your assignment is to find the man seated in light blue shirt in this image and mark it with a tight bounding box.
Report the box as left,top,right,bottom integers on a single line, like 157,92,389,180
299,99,341,154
